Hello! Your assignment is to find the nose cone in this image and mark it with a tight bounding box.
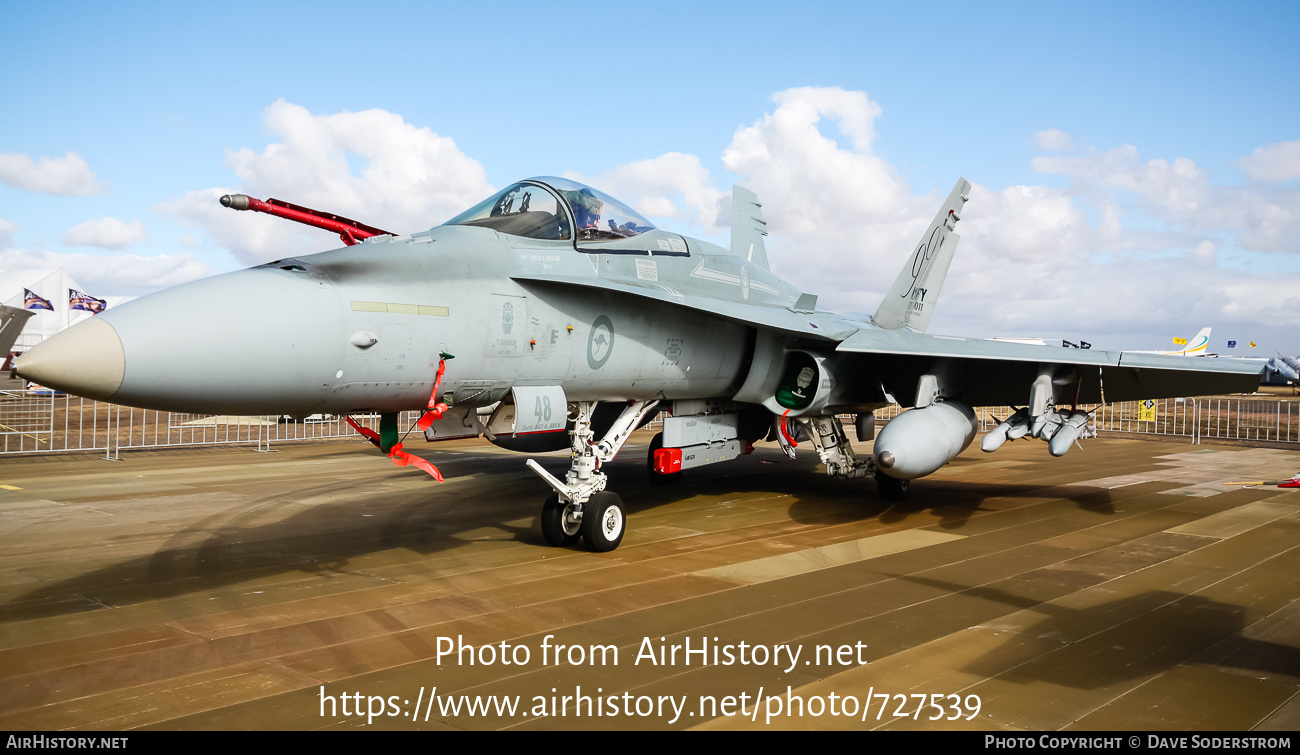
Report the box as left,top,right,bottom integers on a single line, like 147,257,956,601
16,318,126,400
21,267,347,415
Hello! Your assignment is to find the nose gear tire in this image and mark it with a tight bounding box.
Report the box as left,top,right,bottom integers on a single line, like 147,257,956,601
541,494,582,547
582,491,625,552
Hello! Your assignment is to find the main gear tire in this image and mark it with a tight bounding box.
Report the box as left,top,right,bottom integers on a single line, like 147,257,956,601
875,471,910,502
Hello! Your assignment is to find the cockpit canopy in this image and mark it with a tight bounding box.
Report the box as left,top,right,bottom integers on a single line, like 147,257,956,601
444,177,655,242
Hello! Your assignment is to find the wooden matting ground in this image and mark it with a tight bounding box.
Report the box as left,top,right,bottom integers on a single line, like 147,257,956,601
1,432,1297,730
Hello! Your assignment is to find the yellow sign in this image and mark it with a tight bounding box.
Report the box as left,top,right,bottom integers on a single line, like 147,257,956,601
1172,337,1187,346
1250,341,1257,348
1138,399,1156,422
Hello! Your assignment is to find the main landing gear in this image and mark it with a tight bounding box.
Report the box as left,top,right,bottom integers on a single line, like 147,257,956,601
874,471,910,501
794,414,910,502
526,400,657,552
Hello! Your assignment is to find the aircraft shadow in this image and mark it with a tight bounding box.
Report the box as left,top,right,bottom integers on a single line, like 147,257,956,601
607,443,1117,533
893,573,1300,688
1,443,1116,624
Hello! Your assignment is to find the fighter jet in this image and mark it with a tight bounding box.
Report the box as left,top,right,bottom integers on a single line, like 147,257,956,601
0,305,34,356
16,176,1262,552
1267,353,1300,383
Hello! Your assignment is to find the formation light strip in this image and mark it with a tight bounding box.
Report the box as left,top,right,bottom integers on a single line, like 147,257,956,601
351,301,449,317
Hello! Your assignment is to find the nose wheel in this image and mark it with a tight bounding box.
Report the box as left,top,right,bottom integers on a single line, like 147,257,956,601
540,494,582,547
527,400,656,553
581,491,625,552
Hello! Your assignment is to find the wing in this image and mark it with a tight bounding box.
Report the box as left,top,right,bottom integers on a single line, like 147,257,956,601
837,327,1262,407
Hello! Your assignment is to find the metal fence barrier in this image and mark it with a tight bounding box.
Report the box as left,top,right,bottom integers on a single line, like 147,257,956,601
1,391,1296,459
868,396,1299,445
0,390,426,458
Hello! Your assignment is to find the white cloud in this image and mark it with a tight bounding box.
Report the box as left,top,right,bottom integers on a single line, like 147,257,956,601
0,247,213,297
714,87,934,308
0,151,109,196
1032,128,1073,151
1033,145,1211,218
1031,143,1300,255
647,86,1300,343
156,99,493,265
144,89,1300,348
0,221,209,297
62,217,150,249
1234,140,1300,182
564,153,727,234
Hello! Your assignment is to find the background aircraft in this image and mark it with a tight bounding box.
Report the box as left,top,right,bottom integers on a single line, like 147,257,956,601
1165,327,1212,356
1125,327,1213,356
0,305,34,362
1267,353,1300,383
15,176,1262,552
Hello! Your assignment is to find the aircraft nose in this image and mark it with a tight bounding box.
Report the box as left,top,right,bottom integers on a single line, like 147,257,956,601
16,318,126,400
20,267,346,415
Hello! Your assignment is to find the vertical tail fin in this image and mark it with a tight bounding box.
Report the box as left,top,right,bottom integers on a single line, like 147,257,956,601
0,305,34,355
871,178,971,331
1166,327,1211,356
731,185,770,270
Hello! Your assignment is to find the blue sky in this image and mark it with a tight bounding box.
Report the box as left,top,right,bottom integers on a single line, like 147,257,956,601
2,1,1298,353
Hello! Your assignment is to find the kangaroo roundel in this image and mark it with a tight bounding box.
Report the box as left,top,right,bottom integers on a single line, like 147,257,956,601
587,315,614,370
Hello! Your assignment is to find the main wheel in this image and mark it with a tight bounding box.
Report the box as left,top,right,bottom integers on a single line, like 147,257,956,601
582,491,626,552
647,432,681,485
875,471,910,501
541,494,581,547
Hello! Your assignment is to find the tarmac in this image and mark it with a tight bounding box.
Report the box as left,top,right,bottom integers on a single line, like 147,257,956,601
0,431,1298,731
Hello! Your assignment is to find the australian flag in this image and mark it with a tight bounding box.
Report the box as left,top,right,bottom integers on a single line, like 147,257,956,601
24,288,53,311
69,289,106,314
1080,341,1092,349
1063,340,1078,348
1227,340,1237,348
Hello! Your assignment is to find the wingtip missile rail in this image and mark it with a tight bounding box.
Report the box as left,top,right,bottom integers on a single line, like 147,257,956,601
219,193,396,246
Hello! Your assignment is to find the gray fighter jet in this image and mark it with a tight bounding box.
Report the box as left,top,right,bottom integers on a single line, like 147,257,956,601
0,305,34,356
16,176,1262,552
1267,353,1300,384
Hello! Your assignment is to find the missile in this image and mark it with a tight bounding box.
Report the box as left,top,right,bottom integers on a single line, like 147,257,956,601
981,407,1030,452
1047,411,1092,457
873,400,977,479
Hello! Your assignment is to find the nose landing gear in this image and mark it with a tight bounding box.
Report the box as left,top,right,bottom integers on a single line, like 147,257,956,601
527,400,657,552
